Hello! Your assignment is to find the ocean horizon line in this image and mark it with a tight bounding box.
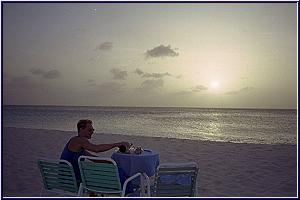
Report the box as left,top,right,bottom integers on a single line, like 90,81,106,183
2,104,297,111
4,105,296,145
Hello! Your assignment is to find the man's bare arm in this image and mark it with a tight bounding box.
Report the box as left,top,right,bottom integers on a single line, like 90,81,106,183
80,138,129,153
83,150,97,157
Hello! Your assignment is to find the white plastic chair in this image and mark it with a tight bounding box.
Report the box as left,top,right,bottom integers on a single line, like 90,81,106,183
78,156,145,197
152,162,199,197
37,158,83,196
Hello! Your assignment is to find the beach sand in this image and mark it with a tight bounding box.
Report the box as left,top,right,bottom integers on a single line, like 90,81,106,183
2,127,297,197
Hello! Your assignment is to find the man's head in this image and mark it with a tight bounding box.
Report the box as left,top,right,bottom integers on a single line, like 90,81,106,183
77,119,94,139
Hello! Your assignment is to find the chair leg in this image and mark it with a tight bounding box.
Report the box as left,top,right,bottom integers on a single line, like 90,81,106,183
40,187,44,197
77,183,83,196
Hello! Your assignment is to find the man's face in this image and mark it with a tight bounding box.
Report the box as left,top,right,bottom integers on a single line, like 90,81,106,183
81,123,94,139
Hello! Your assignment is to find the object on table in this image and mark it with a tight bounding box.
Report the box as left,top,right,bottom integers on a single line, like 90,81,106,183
119,145,128,153
118,144,144,155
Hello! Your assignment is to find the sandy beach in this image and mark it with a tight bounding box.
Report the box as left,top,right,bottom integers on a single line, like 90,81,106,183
2,127,297,197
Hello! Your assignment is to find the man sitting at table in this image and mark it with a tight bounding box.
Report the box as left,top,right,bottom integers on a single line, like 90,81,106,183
60,119,130,186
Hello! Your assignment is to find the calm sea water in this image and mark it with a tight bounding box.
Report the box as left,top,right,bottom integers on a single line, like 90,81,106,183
3,105,297,145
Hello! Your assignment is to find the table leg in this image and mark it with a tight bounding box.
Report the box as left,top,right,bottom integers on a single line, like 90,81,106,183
140,174,145,196
142,173,150,197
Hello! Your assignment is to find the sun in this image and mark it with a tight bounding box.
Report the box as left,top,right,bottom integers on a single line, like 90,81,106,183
211,81,219,89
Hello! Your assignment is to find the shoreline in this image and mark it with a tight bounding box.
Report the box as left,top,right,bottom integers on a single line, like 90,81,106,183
2,127,297,197
3,126,297,146
4,104,297,110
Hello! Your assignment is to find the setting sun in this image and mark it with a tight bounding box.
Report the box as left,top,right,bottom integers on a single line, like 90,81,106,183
211,81,220,89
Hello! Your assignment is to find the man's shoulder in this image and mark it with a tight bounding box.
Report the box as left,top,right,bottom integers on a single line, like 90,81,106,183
70,136,88,143
68,136,87,152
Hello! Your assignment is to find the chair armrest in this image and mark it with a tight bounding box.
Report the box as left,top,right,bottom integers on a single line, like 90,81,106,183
121,172,142,196
158,162,198,168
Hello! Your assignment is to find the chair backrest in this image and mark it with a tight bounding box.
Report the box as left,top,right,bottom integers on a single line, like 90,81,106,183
153,162,199,197
78,156,122,195
37,158,78,195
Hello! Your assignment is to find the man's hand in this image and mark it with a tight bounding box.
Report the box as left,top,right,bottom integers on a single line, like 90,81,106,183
117,141,131,149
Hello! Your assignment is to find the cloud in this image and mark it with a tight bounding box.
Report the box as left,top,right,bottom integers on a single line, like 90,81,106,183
143,72,171,78
72,28,86,38
172,84,208,96
30,68,45,75
88,79,96,86
110,68,128,80
5,76,37,89
145,45,179,58
29,68,61,79
240,87,254,92
191,85,208,92
43,70,60,79
134,68,144,76
134,68,172,79
3,73,10,85
3,75,107,105
137,79,164,91
225,87,254,95
97,82,125,94
3,75,56,104
95,42,113,51
172,90,193,96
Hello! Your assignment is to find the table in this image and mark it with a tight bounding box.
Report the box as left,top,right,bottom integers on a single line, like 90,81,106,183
112,149,159,177
111,149,160,196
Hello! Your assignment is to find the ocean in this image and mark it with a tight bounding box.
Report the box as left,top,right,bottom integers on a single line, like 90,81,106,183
2,105,297,145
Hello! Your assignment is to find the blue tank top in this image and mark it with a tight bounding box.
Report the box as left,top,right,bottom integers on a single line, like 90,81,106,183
60,140,85,183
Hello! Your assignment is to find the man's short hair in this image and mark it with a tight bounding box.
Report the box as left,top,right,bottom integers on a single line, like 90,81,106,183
77,119,92,133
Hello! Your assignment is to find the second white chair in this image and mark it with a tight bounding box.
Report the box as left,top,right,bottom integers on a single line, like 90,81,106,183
78,156,143,197
152,162,199,197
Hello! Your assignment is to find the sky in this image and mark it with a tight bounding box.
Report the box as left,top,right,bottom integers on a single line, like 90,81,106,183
2,3,298,109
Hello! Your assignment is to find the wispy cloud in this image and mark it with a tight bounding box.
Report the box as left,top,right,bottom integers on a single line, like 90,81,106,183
137,79,164,91
87,79,96,86
110,68,128,80
225,87,254,95
43,70,60,79
143,72,171,78
191,85,208,92
134,68,144,76
97,82,125,94
6,76,37,89
172,84,208,96
172,90,193,96
95,42,113,51
29,68,61,79
145,45,179,58
134,68,172,79
30,68,45,75
176,75,182,79
3,75,80,105
3,75,54,104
